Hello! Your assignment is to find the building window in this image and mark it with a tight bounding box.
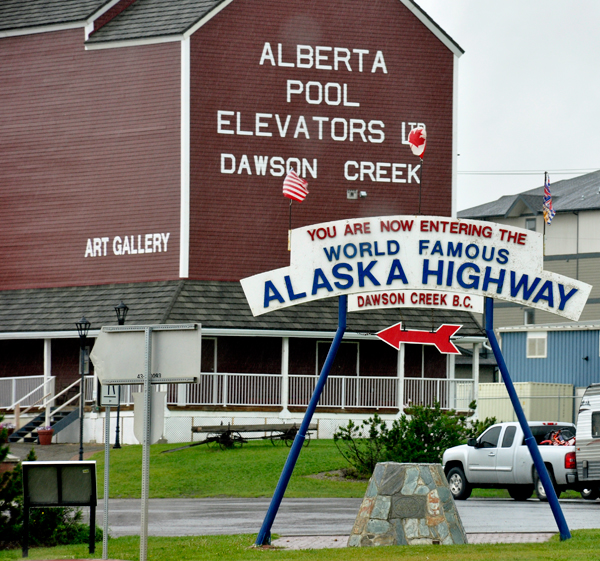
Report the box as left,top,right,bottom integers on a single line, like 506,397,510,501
524,309,535,325
525,218,536,231
592,412,600,438
83,346,91,375
202,337,217,372
526,332,547,358
317,341,358,376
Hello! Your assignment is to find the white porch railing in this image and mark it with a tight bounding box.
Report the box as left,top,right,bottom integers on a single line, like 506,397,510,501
0,375,55,409
164,374,473,411
1,374,475,412
168,373,282,407
289,375,399,408
404,378,474,411
0,375,96,410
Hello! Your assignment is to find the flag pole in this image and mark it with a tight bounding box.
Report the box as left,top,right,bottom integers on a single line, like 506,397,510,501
282,169,309,250
418,157,424,214
288,199,292,251
543,171,547,257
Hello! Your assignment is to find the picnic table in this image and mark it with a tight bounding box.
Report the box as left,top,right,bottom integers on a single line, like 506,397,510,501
162,423,317,453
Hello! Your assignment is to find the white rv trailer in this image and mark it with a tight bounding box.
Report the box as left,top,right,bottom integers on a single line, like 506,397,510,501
576,384,600,486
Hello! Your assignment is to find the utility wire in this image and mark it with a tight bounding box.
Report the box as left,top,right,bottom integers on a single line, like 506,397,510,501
458,168,598,176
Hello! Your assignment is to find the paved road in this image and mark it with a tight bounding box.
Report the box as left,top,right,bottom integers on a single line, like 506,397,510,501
11,445,600,538
96,497,600,537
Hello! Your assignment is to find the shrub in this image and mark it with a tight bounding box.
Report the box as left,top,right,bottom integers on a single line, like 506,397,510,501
0,415,28,549
333,402,496,477
0,415,102,550
25,506,102,548
381,402,490,465
333,414,388,477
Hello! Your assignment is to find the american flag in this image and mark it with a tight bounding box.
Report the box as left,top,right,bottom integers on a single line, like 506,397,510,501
282,170,309,202
543,174,556,225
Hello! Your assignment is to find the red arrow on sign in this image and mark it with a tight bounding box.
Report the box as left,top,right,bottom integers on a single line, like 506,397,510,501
376,323,462,354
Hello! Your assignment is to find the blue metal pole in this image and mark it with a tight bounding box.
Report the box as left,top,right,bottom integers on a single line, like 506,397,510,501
255,295,347,546
484,297,571,540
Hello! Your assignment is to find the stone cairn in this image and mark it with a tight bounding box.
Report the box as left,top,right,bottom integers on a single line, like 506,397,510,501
348,462,468,546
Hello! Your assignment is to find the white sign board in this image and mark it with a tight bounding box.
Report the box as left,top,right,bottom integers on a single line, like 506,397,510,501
90,324,201,385
348,289,484,314
133,392,166,445
100,384,119,407
241,215,592,320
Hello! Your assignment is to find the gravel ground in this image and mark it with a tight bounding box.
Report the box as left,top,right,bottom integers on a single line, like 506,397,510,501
7,442,106,462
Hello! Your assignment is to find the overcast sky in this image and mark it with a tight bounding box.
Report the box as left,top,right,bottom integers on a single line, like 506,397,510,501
415,0,600,212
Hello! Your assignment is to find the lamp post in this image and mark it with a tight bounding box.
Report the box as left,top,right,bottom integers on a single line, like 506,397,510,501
76,316,91,462
113,301,128,449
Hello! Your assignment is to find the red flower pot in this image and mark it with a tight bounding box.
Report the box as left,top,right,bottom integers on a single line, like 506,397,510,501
38,429,54,445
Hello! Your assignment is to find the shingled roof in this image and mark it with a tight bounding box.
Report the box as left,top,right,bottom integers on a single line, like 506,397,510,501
83,0,463,54
0,0,463,55
459,169,600,219
0,0,108,32
86,0,221,44
0,280,484,338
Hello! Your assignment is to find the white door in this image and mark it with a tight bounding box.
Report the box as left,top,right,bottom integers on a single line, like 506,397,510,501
495,425,518,484
466,425,502,484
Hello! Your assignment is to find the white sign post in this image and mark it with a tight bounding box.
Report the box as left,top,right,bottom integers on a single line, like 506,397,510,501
90,323,201,561
98,383,120,559
102,404,110,560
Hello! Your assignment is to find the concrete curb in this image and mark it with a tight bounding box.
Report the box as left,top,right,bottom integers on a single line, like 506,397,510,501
272,532,556,549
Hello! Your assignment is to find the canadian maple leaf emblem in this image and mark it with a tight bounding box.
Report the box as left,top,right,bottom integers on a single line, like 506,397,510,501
408,127,427,158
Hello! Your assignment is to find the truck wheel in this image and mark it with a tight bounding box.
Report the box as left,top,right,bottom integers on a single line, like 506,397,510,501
447,467,472,500
534,470,561,501
508,485,533,501
581,487,600,501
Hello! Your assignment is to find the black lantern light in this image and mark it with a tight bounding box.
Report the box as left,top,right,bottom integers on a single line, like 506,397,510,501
76,316,91,461
114,301,129,326
113,302,128,449
76,316,91,341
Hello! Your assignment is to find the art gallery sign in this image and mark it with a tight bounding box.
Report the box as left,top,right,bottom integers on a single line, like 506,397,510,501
241,215,591,321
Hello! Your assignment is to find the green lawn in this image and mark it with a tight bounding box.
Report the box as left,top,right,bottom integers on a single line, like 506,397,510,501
2,531,600,561
92,439,368,499
90,439,584,500
2,439,595,560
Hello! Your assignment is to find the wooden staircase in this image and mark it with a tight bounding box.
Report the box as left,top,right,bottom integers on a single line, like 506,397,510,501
8,407,80,444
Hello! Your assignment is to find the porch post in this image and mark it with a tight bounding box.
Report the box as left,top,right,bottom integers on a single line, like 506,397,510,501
280,337,291,418
447,353,456,410
177,383,186,406
44,339,52,427
472,342,480,416
396,343,405,416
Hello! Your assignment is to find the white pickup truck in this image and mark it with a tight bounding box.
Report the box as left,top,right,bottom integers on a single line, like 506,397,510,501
442,421,577,501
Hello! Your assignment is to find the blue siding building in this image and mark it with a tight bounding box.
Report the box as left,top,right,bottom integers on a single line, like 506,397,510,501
499,322,600,389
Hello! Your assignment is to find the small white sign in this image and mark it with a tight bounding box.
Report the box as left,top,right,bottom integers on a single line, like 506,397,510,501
100,384,119,407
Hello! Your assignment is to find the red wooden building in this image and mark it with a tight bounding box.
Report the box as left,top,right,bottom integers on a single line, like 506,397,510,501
0,0,485,443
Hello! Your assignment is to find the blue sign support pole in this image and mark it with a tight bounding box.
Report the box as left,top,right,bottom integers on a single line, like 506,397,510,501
484,297,571,541
255,295,347,546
